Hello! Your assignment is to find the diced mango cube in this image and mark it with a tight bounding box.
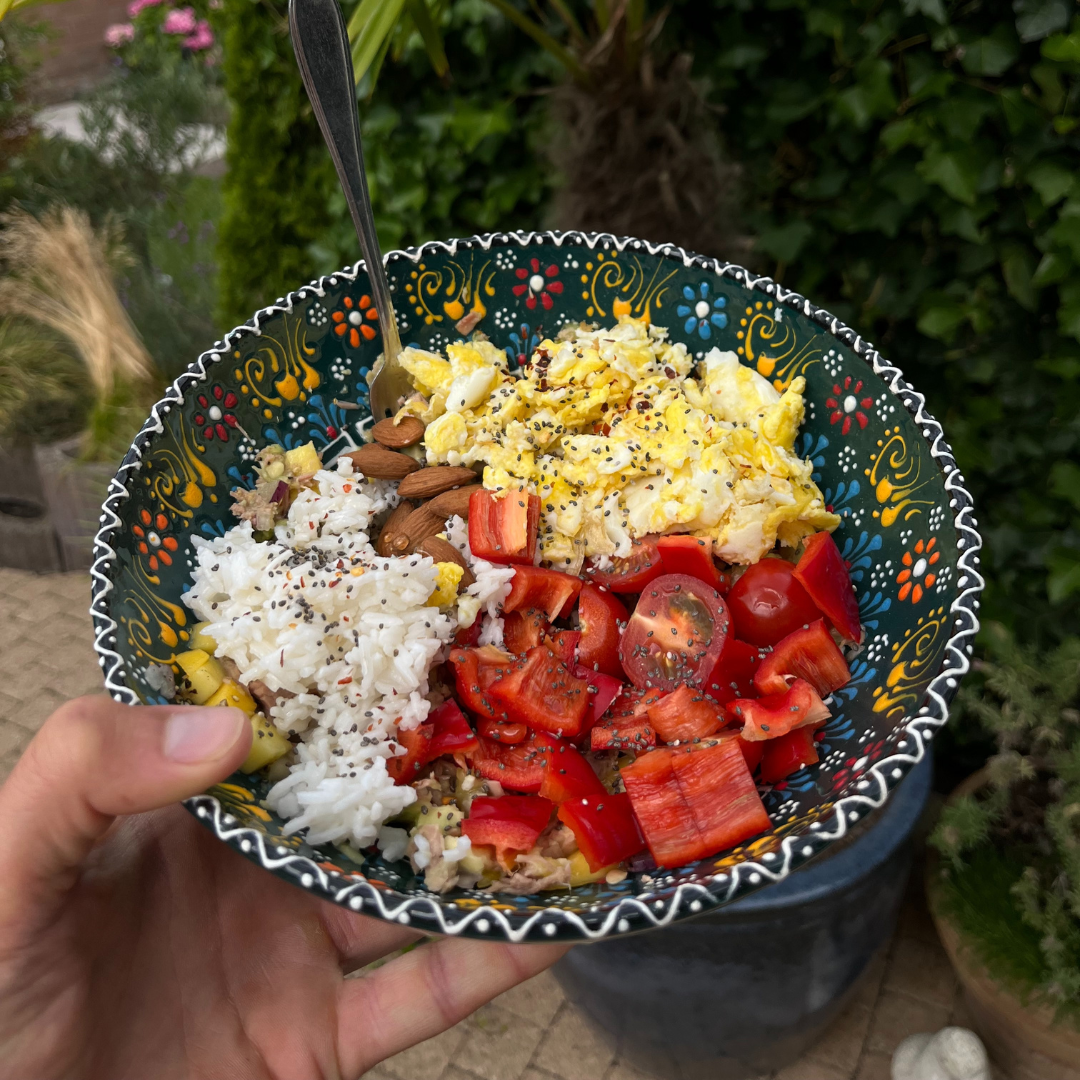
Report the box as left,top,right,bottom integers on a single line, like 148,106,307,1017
568,850,614,886
185,657,224,704
427,562,464,607
204,678,256,715
176,649,211,677
189,622,218,653
284,441,322,478
240,713,292,774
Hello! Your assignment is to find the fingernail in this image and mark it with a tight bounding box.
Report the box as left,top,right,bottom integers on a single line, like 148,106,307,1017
164,707,247,764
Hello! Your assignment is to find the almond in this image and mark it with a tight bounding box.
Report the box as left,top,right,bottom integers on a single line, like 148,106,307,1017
371,415,426,449
396,465,478,500
428,483,483,520
376,501,414,557
398,504,448,553
345,443,421,480
420,536,476,588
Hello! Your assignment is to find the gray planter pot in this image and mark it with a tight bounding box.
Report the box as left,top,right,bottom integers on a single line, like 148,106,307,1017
34,437,114,571
554,754,934,1080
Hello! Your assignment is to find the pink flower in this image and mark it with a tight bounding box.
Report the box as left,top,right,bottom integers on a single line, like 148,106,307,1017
126,0,163,17
182,19,214,50
104,22,135,46
162,6,197,34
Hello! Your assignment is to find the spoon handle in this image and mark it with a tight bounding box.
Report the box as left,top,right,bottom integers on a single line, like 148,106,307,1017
288,0,402,367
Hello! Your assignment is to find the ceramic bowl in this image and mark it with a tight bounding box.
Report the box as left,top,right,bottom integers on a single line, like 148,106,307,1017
91,231,983,943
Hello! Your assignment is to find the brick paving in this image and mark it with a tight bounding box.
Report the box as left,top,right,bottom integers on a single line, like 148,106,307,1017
0,568,1002,1080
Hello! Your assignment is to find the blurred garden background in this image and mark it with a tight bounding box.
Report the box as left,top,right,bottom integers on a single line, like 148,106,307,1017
2,1,1080,1067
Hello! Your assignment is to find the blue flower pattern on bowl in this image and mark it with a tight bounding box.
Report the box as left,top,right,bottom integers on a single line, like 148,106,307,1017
678,282,728,339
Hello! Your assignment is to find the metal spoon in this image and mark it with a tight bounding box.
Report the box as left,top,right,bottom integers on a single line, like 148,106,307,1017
288,0,412,420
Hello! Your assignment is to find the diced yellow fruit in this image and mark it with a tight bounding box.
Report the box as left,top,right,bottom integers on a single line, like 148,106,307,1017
240,713,292,773
189,623,218,653
427,562,464,607
185,656,224,705
284,441,322,477
568,850,615,886
175,649,210,677
204,678,256,715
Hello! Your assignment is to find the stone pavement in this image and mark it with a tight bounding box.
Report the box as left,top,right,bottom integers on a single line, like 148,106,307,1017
0,568,998,1080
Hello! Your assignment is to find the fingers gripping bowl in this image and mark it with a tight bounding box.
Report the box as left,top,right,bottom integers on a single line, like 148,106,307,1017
91,233,982,943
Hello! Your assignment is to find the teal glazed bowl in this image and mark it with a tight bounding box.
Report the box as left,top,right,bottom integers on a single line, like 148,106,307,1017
90,232,983,943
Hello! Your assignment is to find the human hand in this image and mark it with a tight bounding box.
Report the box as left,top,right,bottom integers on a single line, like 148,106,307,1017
0,696,567,1079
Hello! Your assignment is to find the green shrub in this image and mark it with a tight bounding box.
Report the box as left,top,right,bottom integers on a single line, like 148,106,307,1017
930,622,1080,1019
214,0,553,329
671,0,1080,642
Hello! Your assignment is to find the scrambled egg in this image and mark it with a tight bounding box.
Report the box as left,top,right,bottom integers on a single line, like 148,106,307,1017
398,317,839,571
427,562,465,608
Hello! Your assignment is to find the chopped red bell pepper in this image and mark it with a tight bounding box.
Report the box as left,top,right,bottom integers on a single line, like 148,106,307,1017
715,729,766,774
558,792,645,872
539,742,606,803
657,535,727,591
487,644,590,737
753,619,850,697
427,699,478,758
701,637,766,704
448,646,515,720
465,730,560,792
727,679,831,742
468,487,541,565
646,684,726,743
505,565,583,621
577,584,627,678
476,715,529,745
589,686,660,752
572,663,624,725
759,726,820,784
621,739,770,868
503,609,549,654
584,534,665,592
547,629,581,666
793,531,862,643
462,794,554,869
386,721,436,782
453,620,483,648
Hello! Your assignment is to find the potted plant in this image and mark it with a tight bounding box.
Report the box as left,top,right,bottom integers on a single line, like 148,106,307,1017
929,623,1080,1080
555,754,934,1080
0,206,156,570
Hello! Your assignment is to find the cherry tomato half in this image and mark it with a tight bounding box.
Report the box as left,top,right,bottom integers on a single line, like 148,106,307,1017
618,573,731,693
577,584,627,678
725,559,822,647
584,535,665,593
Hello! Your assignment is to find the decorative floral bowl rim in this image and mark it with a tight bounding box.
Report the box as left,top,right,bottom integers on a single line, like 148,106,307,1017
90,230,983,943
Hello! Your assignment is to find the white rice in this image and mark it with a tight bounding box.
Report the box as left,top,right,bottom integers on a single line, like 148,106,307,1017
182,456,514,850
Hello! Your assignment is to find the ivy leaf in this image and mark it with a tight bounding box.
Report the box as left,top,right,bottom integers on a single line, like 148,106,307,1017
1041,30,1080,61
961,25,1021,76
1002,244,1038,310
1048,548,1080,603
1049,205,1080,262
1034,250,1073,286
1014,0,1070,43
1050,461,1080,510
755,220,813,263
917,300,967,341
918,147,981,205
1027,160,1075,206
902,0,947,23
1058,280,1080,340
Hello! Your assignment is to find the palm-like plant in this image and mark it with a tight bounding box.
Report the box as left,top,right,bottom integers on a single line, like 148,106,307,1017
349,0,741,256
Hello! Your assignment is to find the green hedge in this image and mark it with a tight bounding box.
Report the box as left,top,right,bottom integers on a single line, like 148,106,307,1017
215,0,1080,642
215,0,553,328
669,0,1080,642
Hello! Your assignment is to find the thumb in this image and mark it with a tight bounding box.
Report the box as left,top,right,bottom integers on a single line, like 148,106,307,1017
0,694,251,922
